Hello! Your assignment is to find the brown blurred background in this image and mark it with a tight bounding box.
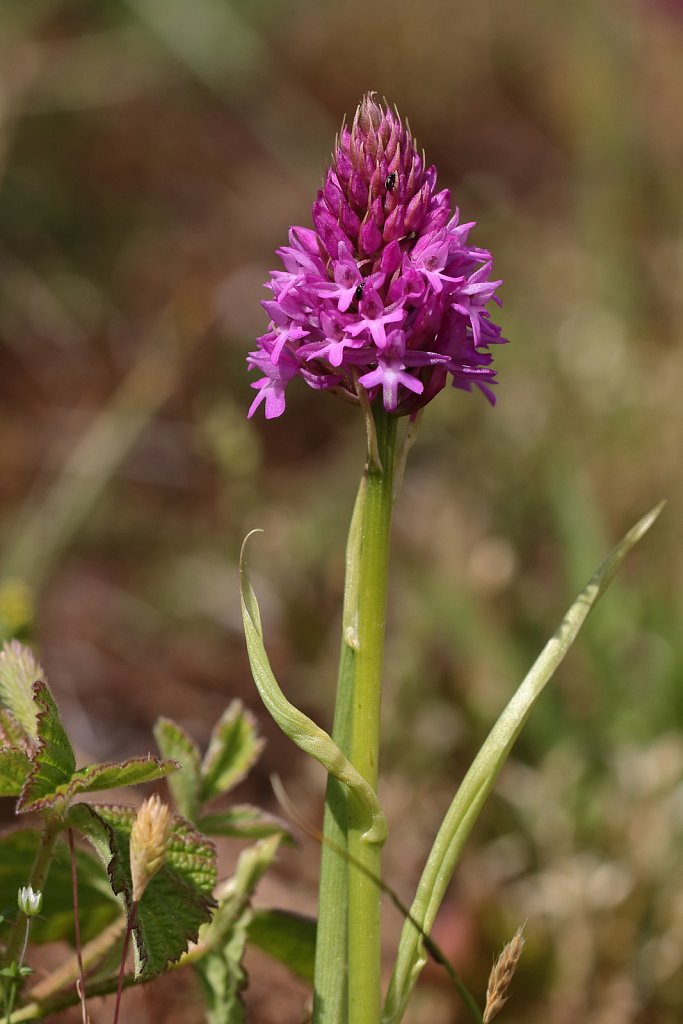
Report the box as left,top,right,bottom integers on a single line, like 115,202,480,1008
1,1,682,1021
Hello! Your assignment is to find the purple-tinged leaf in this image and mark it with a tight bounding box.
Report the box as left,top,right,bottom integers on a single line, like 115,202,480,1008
69,802,217,979
17,681,76,813
66,756,178,796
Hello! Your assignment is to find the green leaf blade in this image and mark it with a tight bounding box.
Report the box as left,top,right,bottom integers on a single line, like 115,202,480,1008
383,502,664,1024
248,909,316,983
193,929,248,1024
68,756,179,797
193,835,282,1024
0,747,32,796
17,681,76,813
69,802,217,979
239,536,386,845
154,716,202,820
199,701,264,806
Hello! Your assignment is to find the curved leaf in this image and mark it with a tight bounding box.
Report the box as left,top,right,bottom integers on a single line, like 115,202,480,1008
384,502,664,1024
240,533,386,845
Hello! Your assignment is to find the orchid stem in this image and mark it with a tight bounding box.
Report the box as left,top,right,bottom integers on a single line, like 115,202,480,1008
346,405,397,1024
313,474,367,1024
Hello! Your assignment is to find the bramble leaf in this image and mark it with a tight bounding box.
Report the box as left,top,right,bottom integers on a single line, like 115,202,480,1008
15,684,175,812
17,681,76,813
193,835,282,1024
193,922,249,1024
69,802,217,979
0,747,32,796
199,701,264,805
65,756,178,798
153,716,202,820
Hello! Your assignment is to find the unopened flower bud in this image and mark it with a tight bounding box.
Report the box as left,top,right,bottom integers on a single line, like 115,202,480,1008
18,885,43,917
130,795,172,903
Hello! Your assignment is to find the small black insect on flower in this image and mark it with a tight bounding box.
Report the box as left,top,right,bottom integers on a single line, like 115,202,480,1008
384,172,396,192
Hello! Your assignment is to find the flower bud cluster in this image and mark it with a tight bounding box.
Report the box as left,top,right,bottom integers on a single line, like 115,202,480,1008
248,94,505,418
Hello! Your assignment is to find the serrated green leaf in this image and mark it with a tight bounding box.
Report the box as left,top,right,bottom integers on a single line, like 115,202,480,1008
247,909,316,983
205,834,281,946
197,805,293,843
199,701,264,805
0,747,32,795
194,924,249,1024
193,836,282,1024
16,689,175,812
153,717,201,821
65,756,178,798
0,641,42,740
0,829,120,944
69,802,217,979
17,681,76,813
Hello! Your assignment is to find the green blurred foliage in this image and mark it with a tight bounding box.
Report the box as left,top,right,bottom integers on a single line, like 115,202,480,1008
0,1,681,1021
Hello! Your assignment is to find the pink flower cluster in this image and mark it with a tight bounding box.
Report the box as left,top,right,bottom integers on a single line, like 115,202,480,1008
248,94,505,419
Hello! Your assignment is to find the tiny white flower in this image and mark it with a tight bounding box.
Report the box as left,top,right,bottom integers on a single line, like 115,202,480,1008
18,885,43,917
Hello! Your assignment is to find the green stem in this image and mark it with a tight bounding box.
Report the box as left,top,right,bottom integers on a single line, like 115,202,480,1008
112,904,137,1024
3,818,60,968
347,407,397,1024
67,829,88,1024
313,477,367,1024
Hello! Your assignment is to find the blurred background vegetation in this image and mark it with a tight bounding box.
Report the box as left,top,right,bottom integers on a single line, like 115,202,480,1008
0,1,681,1021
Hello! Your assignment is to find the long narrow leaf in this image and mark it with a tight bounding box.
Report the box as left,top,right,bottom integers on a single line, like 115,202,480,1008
384,502,663,1024
240,532,386,846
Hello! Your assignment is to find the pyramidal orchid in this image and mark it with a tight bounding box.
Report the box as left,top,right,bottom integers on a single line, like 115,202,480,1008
247,93,505,419
241,93,658,1024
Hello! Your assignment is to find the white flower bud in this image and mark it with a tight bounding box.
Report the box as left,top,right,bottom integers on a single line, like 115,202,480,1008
18,885,43,917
